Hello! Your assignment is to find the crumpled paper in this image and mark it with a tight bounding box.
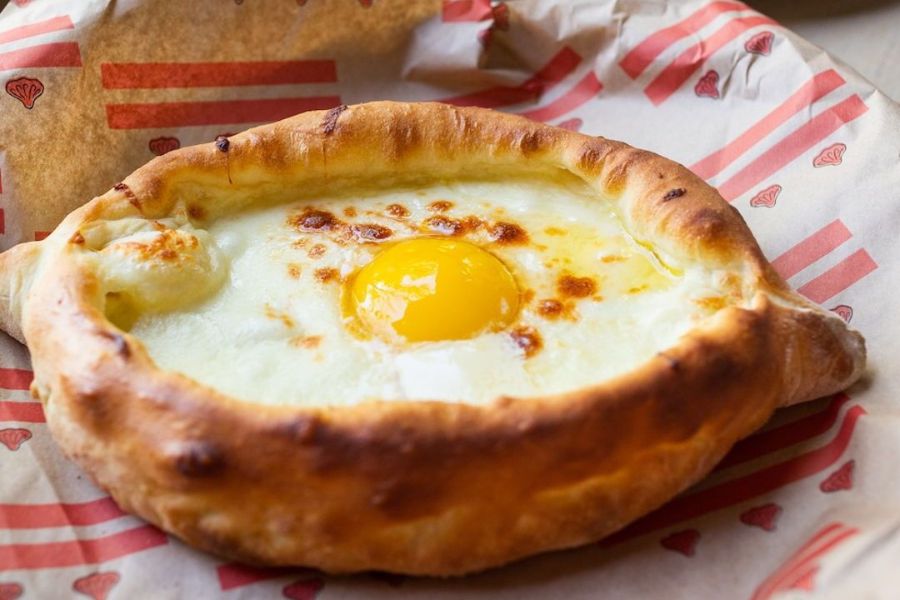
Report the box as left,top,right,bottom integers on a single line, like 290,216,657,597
1,0,899,598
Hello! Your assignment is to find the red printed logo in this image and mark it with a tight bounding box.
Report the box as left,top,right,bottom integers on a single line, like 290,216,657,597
148,137,180,156
5,77,44,109
740,503,782,532
694,70,720,99
749,184,781,207
0,583,23,600
556,117,583,132
73,572,120,600
830,305,853,323
745,31,774,55
0,428,32,451
660,529,700,556
282,578,325,600
813,142,846,167
820,459,854,492
493,3,510,30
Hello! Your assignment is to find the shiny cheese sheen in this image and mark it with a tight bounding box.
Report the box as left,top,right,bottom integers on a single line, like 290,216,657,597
124,177,736,406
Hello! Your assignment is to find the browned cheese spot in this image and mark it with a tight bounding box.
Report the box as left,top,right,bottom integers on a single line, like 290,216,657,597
343,207,358,218
124,229,198,262
290,209,341,232
308,243,327,258
188,204,206,220
537,299,563,318
428,200,454,212
290,335,322,349
264,304,295,329
287,263,302,279
521,289,536,304
386,203,410,218
663,188,686,201
489,221,529,245
69,231,85,245
424,215,466,236
352,223,393,241
510,326,543,358
558,274,597,298
315,267,340,283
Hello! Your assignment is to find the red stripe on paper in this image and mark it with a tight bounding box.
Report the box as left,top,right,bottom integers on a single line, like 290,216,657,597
105,96,341,130
770,220,852,280
0,401,44,423
0,497,125,529
0,42,82,72
0,16,74,45
644,15,776,105
519,71,603,122
0,524,167,569
715,393,850,470
441,0,492,22
619,1,748,79
752,524,858,600
100,60,337,90
0,368,33,390
441,47,581,109
691,70,846,179
217,562,316,591
603,405,865,545
718,95,868,201
797,249,877,303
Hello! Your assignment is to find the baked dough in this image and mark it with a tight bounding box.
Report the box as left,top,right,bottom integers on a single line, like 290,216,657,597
0,102,865,575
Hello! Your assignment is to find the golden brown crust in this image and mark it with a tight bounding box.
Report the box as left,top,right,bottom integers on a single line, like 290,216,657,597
1,102,865,575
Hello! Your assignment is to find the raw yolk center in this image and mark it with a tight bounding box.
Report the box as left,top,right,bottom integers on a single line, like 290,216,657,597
347,238,520,343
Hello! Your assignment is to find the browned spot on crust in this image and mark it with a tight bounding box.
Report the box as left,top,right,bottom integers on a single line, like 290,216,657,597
264,304,295,328
290,209,341,232
172,442,223,477
343,207,358,218
544,227,566,236
114,182,141,211
214,135,230,152
488,221,529,245
308,244,327,258
510,326,542,358
558,274,597,298
98,330,130,359
696,296,728,311
290,335,322,349
121,229,198,262
663,188,686,201
424,215,465,236
188,204,206,220
69,231,85,245
386,204,410,218
315,267,340,283
601,254,626,263
352,223,393,241
322,104,348,135
287,263,302,279
428,200,453,212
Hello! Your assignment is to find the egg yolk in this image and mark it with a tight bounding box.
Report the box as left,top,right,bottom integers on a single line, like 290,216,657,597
347,238,520,343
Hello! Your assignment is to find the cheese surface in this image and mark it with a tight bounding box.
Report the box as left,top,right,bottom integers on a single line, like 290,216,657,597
110,175,739,406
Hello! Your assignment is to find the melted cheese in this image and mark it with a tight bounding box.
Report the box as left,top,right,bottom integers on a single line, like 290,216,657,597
113,176,740,406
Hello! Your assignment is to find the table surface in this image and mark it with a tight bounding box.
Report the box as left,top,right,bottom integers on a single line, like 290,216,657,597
752,0,900,101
